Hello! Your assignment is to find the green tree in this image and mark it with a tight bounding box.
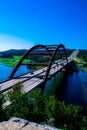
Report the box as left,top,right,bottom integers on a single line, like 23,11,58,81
0,93,4,121
3,87,87,129
6,82,24,103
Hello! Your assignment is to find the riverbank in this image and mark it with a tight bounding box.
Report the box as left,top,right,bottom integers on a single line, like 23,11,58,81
73,57,87,72
0,56,43,70
0,56,31,67
74,50,87,72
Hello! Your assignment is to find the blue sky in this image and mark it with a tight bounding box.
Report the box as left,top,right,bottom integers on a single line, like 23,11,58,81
0,0,87,51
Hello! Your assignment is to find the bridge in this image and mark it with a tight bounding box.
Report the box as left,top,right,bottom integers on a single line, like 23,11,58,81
0,44,78,94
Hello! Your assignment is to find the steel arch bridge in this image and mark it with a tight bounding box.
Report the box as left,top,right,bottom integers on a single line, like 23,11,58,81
8,44,68,90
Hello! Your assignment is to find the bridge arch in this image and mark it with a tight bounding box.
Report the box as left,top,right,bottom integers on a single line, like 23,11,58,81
8,44,51,79
8,44,68,91
42,44,68,90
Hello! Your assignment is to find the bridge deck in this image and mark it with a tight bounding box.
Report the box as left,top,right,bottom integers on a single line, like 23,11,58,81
0,59,72,94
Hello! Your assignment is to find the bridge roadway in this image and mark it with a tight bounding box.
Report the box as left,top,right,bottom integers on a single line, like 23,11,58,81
0,58,72,94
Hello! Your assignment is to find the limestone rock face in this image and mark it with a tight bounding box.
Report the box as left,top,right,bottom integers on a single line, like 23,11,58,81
0,117,60,130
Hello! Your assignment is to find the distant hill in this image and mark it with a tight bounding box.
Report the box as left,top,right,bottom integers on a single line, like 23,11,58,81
0,49,27,58
0,48,74,58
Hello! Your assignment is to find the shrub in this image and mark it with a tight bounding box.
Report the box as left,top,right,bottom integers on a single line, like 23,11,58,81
6,82,24,103
0,93,4,121
3,86,87,129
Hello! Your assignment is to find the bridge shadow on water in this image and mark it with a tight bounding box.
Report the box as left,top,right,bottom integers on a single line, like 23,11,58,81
44,72,65,95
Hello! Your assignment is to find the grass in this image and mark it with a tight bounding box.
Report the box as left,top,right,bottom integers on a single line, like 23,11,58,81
0,56,32,67
85,67,87,72
0,56,43,69
73,57,87,72
73,57,82,64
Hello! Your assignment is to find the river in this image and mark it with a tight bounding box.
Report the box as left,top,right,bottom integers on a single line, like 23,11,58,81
57,72,87,106
57,72,87,115
48,71,87,116
0,64,30,82
0,64,87,115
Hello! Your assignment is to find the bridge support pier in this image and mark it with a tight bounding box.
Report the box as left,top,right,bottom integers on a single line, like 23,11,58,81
40,83,45,92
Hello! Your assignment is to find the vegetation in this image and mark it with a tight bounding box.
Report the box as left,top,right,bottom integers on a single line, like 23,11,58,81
78,50,87,63
0,49,26,58
6,82,24,102
72,50,87,72
0,56,32,67
0,49,87,129
0,82,87,129
0,48,73,68
0,93,4,121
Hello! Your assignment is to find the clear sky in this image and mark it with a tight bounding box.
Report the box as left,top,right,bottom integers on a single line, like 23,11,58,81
0,0,87,51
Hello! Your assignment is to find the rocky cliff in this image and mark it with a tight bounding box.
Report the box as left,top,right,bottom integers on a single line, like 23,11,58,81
0,117,60,130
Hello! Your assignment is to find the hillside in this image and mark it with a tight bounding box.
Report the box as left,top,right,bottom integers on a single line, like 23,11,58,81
0,49,27,58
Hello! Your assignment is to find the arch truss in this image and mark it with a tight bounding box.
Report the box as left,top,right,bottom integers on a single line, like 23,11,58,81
8,44,68,90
